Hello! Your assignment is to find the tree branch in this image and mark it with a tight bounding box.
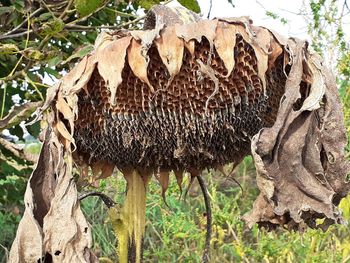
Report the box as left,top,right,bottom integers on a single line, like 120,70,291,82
197,175,212,263
2,8,43,37
79,192,116,208
0,137,38,163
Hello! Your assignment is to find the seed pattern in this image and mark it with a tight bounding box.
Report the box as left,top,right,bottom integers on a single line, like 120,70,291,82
74,34,286,171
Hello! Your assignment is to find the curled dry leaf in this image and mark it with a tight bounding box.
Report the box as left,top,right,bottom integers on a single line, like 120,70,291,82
127,38,154,91
243,39,350,230
0,101,43,131
96,36,132,106
214,23,236,77
9,129,97,263
155,26,184,79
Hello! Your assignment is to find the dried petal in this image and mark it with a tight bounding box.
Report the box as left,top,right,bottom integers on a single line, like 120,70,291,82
96,36,132,106
175,19,218,44
214,23,236,76
155,26,184,79
127,38,154,92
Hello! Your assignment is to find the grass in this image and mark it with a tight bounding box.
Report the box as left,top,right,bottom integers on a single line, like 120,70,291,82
80,155,350,262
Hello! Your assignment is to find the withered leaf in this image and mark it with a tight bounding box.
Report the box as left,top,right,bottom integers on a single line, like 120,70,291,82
244,39,350,230
214,23,236,77
9,130,97,263
175,19,218,44
155,26,184,79
96,36,132,106
127,38,154,92
156,170,170,201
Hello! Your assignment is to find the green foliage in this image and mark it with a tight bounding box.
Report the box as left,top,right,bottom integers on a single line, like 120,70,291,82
134,0,161,10
79,157,350,262
0,150,30,263
265,11,288,25
178,0,201,13
75,0,105,16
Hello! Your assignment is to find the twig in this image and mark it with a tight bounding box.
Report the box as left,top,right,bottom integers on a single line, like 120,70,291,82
66,13,146,31
79,191,116,208
0,137,38,163
0,34,50,83
39,0,57,18
0,82,6,119
2,8,43,37
0,101,42,131
197,175,212,263
104,7,138,18
59,0,74,20
0,244,9,263
66,1,110,26
22,71,45,101
207,0,213,19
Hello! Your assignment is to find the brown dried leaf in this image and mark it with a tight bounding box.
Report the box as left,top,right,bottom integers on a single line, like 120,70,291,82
253,47,268,94
60,56,88,94
156,170,170,200
10,130,97,262
214,23,236,76
56,120,73,148
268,39,283,70
96,36,132,106
174,170,184,192
300,51,325,111
91,161,115,180
251,26,271,54
184,39,195,57
155,26,184,79
127,38,154,92
245,39,350,229
94,31,114,51
220,17,255,40
63,55,96,96
9,131,54,263
131,22,164,49
43,164,94,262
175,19,218,44
56,94,74,124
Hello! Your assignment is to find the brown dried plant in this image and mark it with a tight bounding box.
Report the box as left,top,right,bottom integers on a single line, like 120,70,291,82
9,6,350,263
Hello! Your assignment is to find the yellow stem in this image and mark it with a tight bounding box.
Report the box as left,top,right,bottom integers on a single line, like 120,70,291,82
109,170,148,263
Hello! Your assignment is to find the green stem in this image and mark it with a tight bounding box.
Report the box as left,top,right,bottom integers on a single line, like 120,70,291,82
0,82,7,119
22,72,44,101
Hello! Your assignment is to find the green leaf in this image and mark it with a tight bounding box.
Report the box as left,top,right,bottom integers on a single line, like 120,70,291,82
43,67,61,79
178,0,201,13
48,54,64,68
74,0,105,16
39,18,65,37
12,0,25,13
22,48,45,61
26,122,41,138
0,44,19,55
37,12,53,22
62,45,93,64
134,0,161,10
0,6,15,15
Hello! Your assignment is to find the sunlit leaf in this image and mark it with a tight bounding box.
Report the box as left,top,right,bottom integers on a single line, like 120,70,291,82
74,0,105,16
178,0,201,13
62,45,94,64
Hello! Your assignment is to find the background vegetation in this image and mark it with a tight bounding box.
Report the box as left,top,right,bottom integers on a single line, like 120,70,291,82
0,0,349,262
